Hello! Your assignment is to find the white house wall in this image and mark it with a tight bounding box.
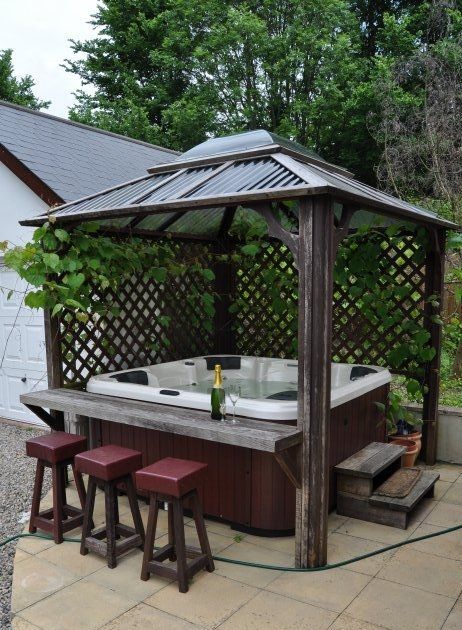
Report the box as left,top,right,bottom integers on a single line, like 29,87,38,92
0,160,49,424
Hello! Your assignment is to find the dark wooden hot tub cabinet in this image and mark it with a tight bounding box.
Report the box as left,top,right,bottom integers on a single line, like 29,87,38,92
91,384,388,535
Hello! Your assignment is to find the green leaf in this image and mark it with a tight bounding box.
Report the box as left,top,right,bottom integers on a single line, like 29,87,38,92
42,253,60,270
65,298,86,310
51,303,64,317
241,243,260,257
151,267,167,282
64,273,85,290
201,268,215,281
54,229,70,242
25,291,47,309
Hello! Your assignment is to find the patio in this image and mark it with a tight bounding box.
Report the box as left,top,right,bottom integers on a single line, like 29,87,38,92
10,462,462,630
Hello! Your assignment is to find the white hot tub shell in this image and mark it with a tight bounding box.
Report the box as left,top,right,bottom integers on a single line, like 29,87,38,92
87,355,391,421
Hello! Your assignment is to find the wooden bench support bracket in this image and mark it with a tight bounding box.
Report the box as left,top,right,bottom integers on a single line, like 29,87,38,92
25,404,64,432
274,447,301,489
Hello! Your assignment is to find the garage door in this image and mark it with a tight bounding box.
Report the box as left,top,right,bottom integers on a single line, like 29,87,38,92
0,264,47,424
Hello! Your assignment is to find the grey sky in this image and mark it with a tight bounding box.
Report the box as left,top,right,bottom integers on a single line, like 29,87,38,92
0,0,99,117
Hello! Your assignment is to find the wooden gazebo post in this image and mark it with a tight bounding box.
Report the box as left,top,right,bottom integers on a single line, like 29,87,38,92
296,195,334,568
422,227,446,464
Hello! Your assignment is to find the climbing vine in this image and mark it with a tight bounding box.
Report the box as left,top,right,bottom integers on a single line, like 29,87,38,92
3,221,216,326
2,210,440,404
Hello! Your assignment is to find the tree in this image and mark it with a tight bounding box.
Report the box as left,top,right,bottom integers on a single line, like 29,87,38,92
373,1,462,376
65,1,364,160
0,49,50,110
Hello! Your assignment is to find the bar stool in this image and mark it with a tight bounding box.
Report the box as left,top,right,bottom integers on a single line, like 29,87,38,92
26,432,88,544
75,445,145,568
136,457,215,593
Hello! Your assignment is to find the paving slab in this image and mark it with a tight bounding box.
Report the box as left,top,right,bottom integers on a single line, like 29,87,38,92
376,547,462,597
19,579,138,630
145,572,258,628
267,568,371,613
345,577,455,630
213,540,292,588
218,590,336,629
100,603,202,629
11,555,79,613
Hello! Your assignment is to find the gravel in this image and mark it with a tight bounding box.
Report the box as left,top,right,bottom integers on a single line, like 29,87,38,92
0,421,50,630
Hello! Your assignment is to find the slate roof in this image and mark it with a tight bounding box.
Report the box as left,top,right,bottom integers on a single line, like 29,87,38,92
22,131,459,231
0,101,178,202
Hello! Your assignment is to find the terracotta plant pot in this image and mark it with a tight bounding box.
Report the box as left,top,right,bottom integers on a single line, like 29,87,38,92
396,432,422,460
388,437,418,467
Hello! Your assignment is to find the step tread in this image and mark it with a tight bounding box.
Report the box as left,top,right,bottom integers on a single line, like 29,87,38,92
370,470,440,512
334,442,406,479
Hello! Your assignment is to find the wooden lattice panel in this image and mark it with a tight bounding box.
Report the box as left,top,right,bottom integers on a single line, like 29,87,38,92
59,242,215,386
332,235,426,372
234,243,298,358
233,235,427,374
56,232,428,387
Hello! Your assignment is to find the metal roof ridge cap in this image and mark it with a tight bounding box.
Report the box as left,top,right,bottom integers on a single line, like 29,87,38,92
146,145,281,173
278,148,354,178
271,153,329,187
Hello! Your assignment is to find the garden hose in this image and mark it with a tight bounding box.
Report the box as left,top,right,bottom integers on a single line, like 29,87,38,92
2,523,462,572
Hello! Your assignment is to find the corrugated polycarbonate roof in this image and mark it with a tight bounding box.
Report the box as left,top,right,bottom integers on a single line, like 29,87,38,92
21,137,459,231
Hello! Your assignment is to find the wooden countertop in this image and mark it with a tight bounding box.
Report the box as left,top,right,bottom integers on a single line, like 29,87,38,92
20,388,302,454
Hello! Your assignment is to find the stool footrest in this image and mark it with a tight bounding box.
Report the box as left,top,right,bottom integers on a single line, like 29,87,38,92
84,533,142,557
148,544,210,580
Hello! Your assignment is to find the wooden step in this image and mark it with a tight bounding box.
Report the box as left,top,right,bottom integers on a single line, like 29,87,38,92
370,470,440,512
335,442,406,479
337,470,440,529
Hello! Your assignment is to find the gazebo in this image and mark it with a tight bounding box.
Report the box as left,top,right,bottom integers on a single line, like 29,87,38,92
19,129,458,568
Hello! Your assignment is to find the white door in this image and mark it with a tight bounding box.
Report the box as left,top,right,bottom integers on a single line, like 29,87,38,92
0,264,47,424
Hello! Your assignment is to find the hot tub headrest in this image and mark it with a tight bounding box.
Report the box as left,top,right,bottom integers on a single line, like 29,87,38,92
204,356,241,370
266,390,298,401
350,366,377,381
110,370,149,385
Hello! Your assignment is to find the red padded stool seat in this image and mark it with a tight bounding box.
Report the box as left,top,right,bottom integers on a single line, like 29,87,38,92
74,444,142,481
26,432,88,544
27,432,87,464
136,457,207,497
136,457,214,593
75,445,145,569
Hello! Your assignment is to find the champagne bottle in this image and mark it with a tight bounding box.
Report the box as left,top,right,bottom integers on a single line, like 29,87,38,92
211,364,225,420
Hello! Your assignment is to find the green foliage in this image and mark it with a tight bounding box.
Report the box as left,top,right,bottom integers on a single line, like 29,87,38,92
65,0,439,183
375,389,423,435
4,222,215,326
0,49,50,110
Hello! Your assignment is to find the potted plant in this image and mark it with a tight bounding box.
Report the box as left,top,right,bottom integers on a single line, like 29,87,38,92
376,391,423,466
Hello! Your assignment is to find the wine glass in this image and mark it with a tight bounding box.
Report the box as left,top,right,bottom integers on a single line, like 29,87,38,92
227,385,241,424
219,400,227,422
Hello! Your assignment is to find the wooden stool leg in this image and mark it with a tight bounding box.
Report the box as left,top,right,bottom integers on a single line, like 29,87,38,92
52,463,64,544
72,463,87,510
172,497,188,593
191,490,215,572
141,493,158,581
80,477,97,556
59,464,68,519
105,482,118,569
29,460,44,534
126,476,145,546
168,502,176,561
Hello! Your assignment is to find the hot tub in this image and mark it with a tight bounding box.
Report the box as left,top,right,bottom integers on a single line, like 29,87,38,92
89,355,390,535
87,355,391,420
